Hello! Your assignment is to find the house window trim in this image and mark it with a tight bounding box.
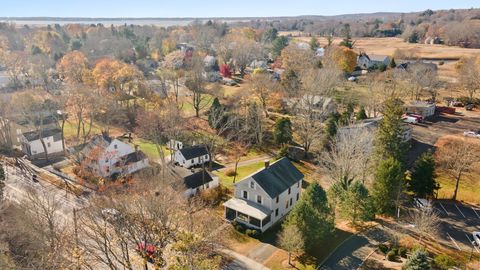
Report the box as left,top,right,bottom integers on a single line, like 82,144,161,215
250,181,255,189
243,190,248,200
256,195,262,205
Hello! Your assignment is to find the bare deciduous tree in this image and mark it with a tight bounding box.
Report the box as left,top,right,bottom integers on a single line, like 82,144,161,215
436,139,480,201
409,207,441,244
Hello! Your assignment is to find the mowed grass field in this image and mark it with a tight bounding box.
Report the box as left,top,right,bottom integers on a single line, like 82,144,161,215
286,35,480,82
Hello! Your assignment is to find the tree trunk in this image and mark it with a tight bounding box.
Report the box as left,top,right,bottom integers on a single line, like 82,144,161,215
233,159,240,183
61,118,66,155
452,172,462,201
288,251,292,266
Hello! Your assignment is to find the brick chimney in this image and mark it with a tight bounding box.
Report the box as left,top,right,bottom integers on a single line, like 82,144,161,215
264,159,270,169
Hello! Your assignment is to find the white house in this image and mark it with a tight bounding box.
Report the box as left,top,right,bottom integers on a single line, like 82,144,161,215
223,158,304,232
80,134,149,178
338,117,412,142
182,170,219,197
405,101,436,119
174,145,210,168
358,53,391,70
20,128,64,159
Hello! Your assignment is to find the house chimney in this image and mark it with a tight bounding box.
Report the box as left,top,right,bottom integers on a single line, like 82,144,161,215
264,159,270,169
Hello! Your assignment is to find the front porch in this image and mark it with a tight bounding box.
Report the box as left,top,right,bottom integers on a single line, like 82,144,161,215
223,198,272,232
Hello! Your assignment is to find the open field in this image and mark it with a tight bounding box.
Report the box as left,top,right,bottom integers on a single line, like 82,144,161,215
288,35,480,82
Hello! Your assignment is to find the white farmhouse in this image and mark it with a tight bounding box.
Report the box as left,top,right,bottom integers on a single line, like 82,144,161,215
173,145,210,168
80,134,149,178
182,170,219,197
20,128,64,159
358,53,391,70
223,158,304,232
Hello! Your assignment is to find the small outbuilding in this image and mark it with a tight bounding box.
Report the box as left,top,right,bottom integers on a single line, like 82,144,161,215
174,145,210,168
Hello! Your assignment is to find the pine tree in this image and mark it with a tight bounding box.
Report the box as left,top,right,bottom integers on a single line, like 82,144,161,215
375,98,408,163
309,37,320,51
281,69,301,96
409,151,438,198
403,249,431,270
325,113,339,139
339,24,354,49
356,106,368,120
208,97,224,129
273,117,293,146
372,157,404,215
285,183,334,250
339,181,375,225
389,58,397,68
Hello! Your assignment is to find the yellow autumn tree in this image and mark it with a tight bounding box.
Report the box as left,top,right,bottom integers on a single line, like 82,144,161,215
57,50,89,84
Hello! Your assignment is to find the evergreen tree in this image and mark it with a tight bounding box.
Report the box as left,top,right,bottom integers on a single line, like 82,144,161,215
356,106,368,120
281,69,301,97
339,24,354,49
271,36,289,59
375,98,408,163
409,151,438,198
403,249,431,270
208,97,224,129
273,117,293,146
309,37,320,51
389,58,397,68
285,183,334,250
339,103,355,125
325,113,339,139
339,181,375,225
372,157,404,215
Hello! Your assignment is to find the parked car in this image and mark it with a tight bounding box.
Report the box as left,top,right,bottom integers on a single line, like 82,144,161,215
463,130,480,138
402,116,418,124
452,101,464,107
465,103,475,111
406,113,424,123
473,232,480,247
414,198,432,210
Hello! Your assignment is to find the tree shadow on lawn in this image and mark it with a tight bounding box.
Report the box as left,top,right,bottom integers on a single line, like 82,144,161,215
258,222,353,267
406,139,436,167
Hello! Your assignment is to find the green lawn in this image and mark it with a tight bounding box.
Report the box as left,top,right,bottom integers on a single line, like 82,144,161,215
133,139,171,161
214,159,275,189
62,120,102,140
436,171,480,204
180,94,214,117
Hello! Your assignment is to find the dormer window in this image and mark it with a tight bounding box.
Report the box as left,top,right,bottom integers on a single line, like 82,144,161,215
250,181,255,189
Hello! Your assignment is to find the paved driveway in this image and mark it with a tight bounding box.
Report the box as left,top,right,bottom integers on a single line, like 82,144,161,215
318,227,388,270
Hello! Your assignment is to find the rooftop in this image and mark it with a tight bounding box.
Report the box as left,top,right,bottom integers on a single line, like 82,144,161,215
223,197,271,220
22,128,62,142
239,157,303,199
178,145,209,160
183,170,215,189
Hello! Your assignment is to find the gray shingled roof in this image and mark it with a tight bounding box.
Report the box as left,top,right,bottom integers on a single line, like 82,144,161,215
183,170,214,189
250,158,303,198
179,145,209,160
22,128,62,142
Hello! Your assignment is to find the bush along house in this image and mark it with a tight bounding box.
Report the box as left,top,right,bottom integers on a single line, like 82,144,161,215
223,158,304,232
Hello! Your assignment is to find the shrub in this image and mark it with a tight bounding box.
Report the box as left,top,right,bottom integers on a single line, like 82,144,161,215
225,169,237,177
386,250,396,261
391,247,398,256
434,254,457,270
399,247,408,258
403,249,430,270
378,244,389,254
246,229,260,238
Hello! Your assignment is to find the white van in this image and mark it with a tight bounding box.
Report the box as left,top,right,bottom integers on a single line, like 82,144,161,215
403,116,418,124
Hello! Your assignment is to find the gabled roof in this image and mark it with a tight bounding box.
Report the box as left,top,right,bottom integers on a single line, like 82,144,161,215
117,151,147,166
22,128,62,142
178,145,209,160
183,170,214,190
246,158,303,199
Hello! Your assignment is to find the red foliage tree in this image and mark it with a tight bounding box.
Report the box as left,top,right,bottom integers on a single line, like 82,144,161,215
220,64,232,78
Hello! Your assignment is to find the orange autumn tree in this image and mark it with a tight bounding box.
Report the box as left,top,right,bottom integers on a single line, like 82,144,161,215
57,50,89,84
92,58,145,95
330,46,357,73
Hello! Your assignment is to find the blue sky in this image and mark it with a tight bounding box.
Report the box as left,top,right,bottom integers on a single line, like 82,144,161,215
0,0,479,18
